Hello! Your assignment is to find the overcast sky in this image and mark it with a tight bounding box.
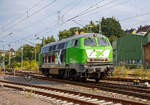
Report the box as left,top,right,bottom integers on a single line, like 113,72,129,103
0,0,150,50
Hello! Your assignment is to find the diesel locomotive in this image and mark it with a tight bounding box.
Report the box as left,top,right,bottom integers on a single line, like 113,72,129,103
38,33,113,82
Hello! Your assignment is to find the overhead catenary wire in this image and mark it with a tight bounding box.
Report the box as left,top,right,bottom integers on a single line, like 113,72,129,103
62,0,114,25
0,0,44,32
1,0,110,43
7,0,116,45
120,11,150,22
80,0,129,20
3,0,77,42
0,0,57,39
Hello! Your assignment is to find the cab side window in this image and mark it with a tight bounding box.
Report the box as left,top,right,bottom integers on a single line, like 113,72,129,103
72,39,78,47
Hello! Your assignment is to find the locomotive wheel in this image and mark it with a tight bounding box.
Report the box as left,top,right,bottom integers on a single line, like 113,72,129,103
80,77,87,82
95,78,100,82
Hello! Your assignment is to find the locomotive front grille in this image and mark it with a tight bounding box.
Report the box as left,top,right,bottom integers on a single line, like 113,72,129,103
86,58,109,63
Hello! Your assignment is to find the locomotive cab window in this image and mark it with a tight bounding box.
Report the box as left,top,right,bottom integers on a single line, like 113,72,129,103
98,38,109,46
72,39,78,47
84,38,96,46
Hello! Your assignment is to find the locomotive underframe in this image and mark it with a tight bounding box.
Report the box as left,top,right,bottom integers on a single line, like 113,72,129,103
39,62,113,82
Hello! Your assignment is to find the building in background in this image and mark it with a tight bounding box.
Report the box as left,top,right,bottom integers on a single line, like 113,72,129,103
113,25,150,68
143,31,150,67
136,25,150,35
113,34,145,67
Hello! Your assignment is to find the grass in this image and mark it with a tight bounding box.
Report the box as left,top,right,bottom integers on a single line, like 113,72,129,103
112,66,150,79
27,90,33,98
112,66,128,77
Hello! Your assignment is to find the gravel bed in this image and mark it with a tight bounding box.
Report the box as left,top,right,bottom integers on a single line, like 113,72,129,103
101,79,147,86
0,74,150,104
0,87,55,105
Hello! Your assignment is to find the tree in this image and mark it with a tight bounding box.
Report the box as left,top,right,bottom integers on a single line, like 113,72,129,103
101,17,124,39
59,30,72,40
58,27,80,40
41,35,56,46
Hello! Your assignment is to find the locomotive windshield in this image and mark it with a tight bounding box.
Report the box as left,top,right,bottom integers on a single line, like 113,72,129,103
84,38,96,46
98,38,109,46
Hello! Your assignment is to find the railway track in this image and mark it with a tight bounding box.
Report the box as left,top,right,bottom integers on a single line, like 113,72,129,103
2,70,150,102
0,80,148,105
106,77,150,83
34,75,150,100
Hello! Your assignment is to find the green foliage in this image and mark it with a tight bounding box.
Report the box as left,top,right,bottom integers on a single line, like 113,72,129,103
42,35,56,46
101,17,125,39
11,60,39,72
113,66,150,79
58,17,124,42
2,35,56,70
23,60,31,69
59,29,73,40
132,69,150,79
109,35,118,43
31,60,39,72
12,61,21,69
59,27,80,40
24,44,34,60
113,66,128,77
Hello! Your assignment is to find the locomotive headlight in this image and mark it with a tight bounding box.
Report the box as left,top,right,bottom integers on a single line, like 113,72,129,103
86,58,91,62
105,58,110,62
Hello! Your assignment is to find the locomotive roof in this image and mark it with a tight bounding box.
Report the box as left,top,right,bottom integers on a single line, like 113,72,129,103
43,33,106,48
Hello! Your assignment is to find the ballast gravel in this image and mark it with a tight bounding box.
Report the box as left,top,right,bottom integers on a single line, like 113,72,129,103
0,74,150,104
0,87,55,105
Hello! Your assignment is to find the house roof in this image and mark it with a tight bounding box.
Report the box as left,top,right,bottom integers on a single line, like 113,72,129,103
137,25,150,33
125,28,136,34
144,28,150,37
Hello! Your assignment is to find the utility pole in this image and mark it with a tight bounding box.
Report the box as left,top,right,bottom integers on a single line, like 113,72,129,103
99,19,102,34
21,45,24,68
57,11,61,25
1,52,5,73
8,44,11,68
8,32,13,68
96,20,102,34
35,46,36,61
34,35,37,62
2,44,5,73
0,41,6,73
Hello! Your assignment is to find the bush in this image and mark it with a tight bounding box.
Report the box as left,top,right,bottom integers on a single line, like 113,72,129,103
113,65,150,79
132,69,150,79
113,65,128,77
31,60,39,73
23,60,31,69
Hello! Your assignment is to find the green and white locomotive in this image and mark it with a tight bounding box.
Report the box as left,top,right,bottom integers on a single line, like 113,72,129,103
39,33,113,82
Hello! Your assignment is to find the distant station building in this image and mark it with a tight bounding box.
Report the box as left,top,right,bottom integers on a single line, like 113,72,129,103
113,34,144,66
143,31,150,66
113,25,150,67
